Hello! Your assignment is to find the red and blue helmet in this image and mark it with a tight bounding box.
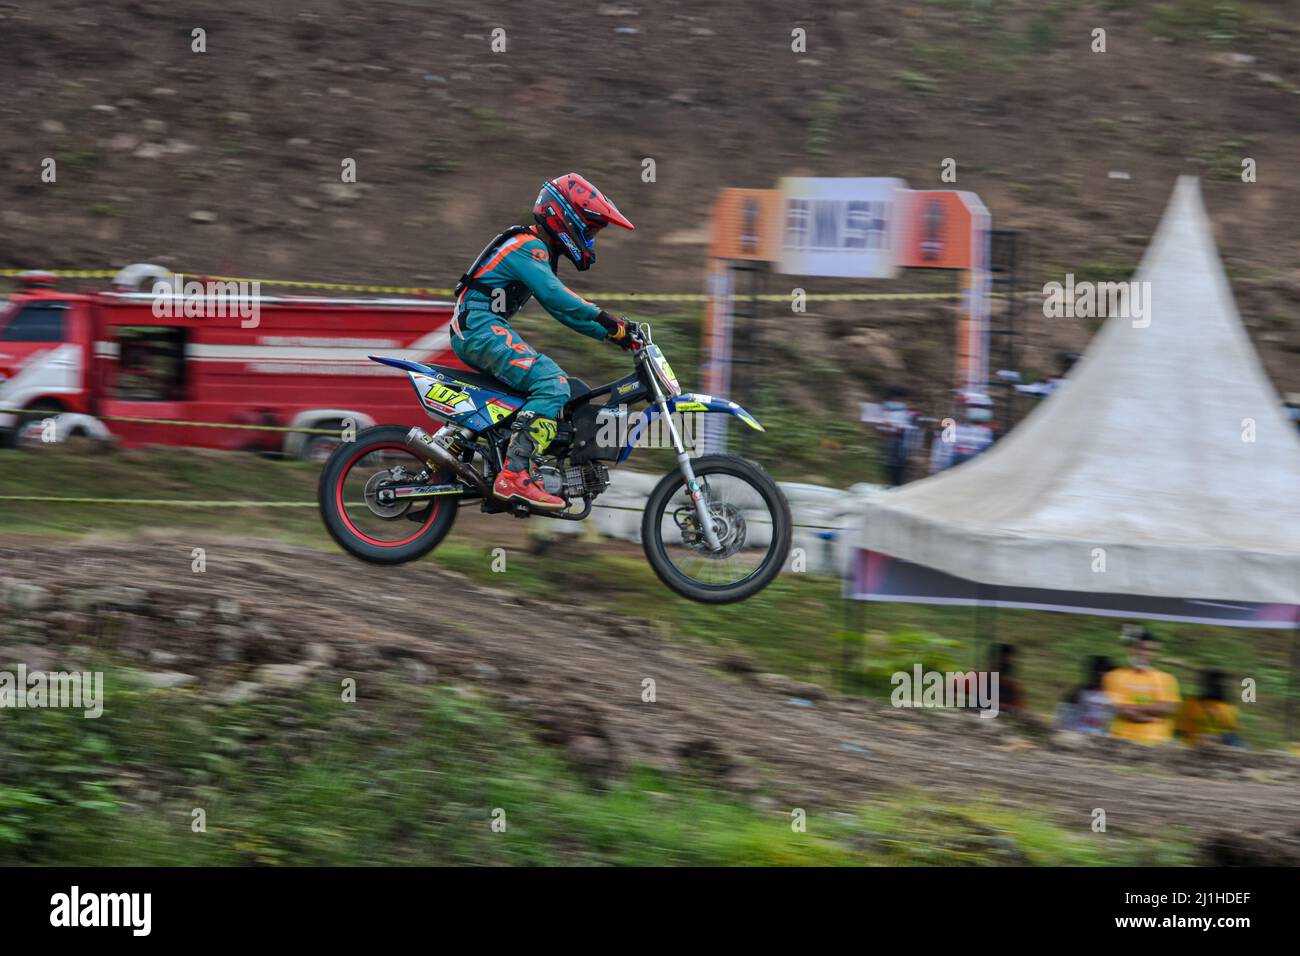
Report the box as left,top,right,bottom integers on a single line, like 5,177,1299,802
533,173,634,271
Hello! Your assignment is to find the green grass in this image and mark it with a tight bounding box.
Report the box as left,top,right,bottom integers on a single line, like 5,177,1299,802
894,69,941,95
0,446,326,542
1074,259,1140,285
1197,137,1256,182
55,142,106,173
0,669,1189,865
418,140,460,175
1148,0,1248,47
807,85,848,158
856,798,1192,865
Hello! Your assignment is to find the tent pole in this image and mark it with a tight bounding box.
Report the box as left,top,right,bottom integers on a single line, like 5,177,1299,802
838,550,854,693
841,596,864,693
1286,608,1300,744
840,596,851,692
987,587,1000,666
972,585,1000,670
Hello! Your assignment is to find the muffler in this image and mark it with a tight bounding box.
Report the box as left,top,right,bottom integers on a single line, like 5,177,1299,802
406,426,490,497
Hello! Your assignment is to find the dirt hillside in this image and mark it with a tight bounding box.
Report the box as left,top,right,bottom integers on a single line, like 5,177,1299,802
2,0,1298,398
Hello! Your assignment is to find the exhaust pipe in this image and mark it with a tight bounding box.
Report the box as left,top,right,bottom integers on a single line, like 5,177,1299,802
406,426,490,497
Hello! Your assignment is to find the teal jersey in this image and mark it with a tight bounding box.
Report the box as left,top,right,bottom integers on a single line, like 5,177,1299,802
453,227,606,341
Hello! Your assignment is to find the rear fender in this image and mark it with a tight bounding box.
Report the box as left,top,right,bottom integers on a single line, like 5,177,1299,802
371,355,522,432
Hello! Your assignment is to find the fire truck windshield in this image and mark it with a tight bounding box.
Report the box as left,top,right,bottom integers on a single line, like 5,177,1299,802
0,301,68,342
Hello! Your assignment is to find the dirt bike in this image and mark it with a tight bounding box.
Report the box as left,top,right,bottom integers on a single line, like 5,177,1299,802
318,323,791,603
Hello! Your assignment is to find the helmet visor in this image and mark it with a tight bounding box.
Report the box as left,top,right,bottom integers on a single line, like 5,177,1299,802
578,218,607,250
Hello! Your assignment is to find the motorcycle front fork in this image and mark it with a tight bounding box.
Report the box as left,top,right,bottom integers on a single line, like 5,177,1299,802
654,394,723,553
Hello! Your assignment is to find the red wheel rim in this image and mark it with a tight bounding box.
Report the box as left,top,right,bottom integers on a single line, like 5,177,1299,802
334,442,440,547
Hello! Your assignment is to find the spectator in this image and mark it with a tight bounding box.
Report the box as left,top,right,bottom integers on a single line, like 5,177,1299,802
1102,626,1180,745
1056,655,1115,734
1015,351,1081,400
861,386,922,486
952,642,1023,713
929,390,995,474
1284,394,1300,438
1177,669,1243,747
991,643,1024,712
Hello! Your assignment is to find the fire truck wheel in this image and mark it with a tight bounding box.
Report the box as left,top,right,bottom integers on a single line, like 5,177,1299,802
302,434,342,462
9,402,66,450
317,425,459,564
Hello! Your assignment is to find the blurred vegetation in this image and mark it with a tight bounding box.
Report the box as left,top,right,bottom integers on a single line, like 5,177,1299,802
807,85,847,158
1148,0,1246,47
1196,137,1256,182
894,69,941,96
0,670,1191,865
1073,259,1141,284
54,142,106,173
857,627,967,698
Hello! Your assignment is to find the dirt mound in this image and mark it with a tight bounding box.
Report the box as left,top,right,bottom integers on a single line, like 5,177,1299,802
3,531,1298,855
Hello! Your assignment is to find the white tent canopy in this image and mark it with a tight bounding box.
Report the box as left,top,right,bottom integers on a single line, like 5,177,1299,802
855,177,1300,606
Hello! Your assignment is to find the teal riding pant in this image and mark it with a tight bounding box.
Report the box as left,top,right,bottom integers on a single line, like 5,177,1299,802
451,315,570,419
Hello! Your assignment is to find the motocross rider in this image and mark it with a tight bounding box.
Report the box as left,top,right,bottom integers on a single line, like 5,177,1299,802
449,173,638,510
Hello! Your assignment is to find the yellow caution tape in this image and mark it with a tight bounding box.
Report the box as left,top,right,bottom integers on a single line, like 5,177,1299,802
0,494,841,529
1,268,1042,302
203,274,454,295
0,269,118,279
0,408,342,434
0,496,316,507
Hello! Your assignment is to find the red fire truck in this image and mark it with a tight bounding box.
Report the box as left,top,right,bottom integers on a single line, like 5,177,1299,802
0,266,461,457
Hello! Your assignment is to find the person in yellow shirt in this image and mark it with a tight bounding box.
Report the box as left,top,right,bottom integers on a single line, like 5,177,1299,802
1102,627,1180,744
1177,669,1243,747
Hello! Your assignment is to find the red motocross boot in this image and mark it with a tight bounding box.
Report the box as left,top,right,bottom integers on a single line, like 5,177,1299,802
493,467,565,510
493,411,565,510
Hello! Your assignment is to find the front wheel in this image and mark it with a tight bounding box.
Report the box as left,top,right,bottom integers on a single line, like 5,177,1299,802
318,425,458,564
641,455,792,604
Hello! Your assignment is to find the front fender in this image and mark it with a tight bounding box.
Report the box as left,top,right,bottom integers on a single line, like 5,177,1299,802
617,392,763,463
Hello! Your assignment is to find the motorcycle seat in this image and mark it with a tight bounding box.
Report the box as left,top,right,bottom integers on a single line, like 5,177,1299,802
424,364,524,398
426,365,591,407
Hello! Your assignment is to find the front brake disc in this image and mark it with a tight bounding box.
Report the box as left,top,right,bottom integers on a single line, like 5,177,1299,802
677,502,746,558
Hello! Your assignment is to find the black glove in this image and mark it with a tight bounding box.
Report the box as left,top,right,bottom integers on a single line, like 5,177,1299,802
599,311,641,351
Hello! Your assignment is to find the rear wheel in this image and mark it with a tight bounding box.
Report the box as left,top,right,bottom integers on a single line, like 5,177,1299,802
318,425,458,564
641,455,791,604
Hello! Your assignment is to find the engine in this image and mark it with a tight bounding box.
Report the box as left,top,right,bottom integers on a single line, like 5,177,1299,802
536,462,610,501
